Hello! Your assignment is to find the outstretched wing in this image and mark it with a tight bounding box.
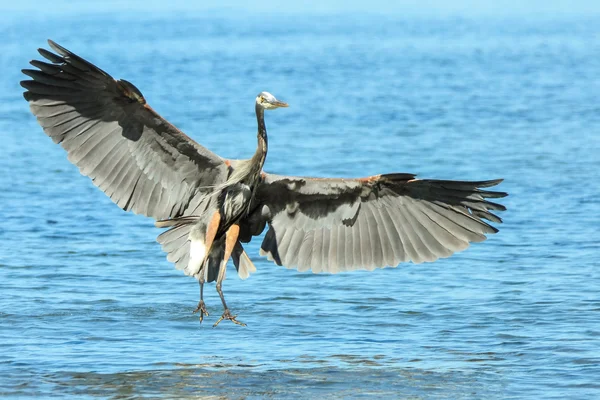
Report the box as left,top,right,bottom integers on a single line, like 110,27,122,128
21,40,228,220
247,172,507,273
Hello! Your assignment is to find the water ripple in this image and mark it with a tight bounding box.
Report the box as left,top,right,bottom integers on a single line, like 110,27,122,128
1,8,600,400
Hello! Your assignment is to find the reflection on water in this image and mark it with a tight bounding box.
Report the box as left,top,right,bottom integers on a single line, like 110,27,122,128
36,363,504,399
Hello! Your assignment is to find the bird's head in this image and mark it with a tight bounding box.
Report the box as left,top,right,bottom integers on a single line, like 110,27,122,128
256,91,288,110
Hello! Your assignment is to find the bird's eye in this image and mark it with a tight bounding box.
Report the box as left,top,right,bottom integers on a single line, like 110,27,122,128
259,96,265,102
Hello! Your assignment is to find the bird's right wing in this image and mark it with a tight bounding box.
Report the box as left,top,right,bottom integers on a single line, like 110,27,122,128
247,172,507,273
21,40,228,220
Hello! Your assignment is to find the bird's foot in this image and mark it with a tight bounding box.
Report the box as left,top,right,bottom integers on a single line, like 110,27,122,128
213,308,246,327
193,300,209,323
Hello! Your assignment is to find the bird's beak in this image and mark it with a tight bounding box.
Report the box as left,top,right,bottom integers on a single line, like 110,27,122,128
271,100,289,108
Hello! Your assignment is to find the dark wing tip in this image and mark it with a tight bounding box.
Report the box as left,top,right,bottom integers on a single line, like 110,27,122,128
477,179,508,199
37,47,63,64
21,88,32,101
476,178,505,189
21,69,39,80
20,80,33,90
485,200,507,212
47,39,68,55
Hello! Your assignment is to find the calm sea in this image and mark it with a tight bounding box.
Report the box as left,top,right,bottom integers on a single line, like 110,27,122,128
1,6,599,399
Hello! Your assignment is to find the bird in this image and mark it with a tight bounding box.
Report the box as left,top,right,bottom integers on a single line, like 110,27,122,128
21,40,507,327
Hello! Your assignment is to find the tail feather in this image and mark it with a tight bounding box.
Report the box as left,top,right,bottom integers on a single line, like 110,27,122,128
156,216,257,282
233,242,257,280
156,216,200,273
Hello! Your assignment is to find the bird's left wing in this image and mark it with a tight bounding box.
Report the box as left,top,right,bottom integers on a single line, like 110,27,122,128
245,172,507,273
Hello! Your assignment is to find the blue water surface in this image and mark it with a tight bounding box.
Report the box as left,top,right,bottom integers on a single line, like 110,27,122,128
1,4,599,399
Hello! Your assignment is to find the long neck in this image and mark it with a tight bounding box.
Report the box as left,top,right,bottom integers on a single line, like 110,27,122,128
252,103,268,170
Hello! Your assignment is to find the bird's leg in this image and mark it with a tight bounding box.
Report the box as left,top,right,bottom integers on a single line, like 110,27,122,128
193,278,209,323
213,282,246,327
203,211,221,259
191,212,221,324
213,224,246,327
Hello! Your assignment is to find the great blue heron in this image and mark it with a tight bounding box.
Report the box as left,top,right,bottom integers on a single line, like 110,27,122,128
21,40,507,327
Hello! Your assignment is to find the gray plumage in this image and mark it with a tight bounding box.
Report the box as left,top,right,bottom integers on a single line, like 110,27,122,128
22,40,507,326
252,174,505,273
22,41,228,221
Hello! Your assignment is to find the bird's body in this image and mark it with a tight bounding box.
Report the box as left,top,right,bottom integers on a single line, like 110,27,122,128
22,40,507,326
154,93,286,325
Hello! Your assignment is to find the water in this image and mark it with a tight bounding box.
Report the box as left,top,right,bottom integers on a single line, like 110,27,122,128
1,6,600,399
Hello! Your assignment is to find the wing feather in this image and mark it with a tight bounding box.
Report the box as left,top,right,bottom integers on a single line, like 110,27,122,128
371,204,395,267
319,228,331,273
297,230,315,273
407,199,453,259
395,201,428,263
336,226,347,272
385,206,413,264
379,206,406,263
277,228,294,266
248,173,507,273
310,228,324,273
400,198,437,262
410,202,464,254
287,229,304,268
328,227,339,273
22,40,227,220
348,219,359,269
